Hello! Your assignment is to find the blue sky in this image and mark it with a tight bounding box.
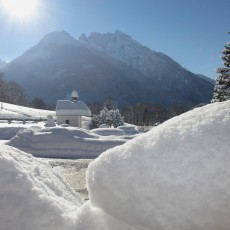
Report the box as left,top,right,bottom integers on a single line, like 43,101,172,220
0,0,229,79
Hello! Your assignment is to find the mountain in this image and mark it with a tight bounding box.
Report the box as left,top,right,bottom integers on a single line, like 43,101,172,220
0,59,7,69
81,31,214,104
2,31,214,108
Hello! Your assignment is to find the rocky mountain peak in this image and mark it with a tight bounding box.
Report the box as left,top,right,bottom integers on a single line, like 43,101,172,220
87,30,141,49
39,31,77,46
79,33,88,43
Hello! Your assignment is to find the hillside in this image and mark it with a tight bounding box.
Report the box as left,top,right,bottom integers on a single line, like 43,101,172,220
2,31,214,108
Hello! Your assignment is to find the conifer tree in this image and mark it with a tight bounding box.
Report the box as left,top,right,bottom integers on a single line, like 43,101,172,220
88,107,124,129
212,34,230,102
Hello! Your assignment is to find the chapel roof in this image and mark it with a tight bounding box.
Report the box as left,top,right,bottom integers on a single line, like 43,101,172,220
56,100,91,116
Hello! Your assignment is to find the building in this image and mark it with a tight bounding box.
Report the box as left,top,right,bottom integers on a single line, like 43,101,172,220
56,90,91,127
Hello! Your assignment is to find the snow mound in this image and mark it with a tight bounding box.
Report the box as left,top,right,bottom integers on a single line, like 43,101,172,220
0,126,27,140
91,127,125,136
7,126,126,159
99,124,110,128
118,124,139,135
0,145,82,230
83,101,230,230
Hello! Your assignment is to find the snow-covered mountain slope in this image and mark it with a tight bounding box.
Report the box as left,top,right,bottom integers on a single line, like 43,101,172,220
2,31,214,108
82,31,214,102
81,30,176,80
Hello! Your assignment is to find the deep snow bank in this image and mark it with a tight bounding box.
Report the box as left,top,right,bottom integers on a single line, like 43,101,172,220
7,126,126,159
0,145,82,230
0,126,26,140
2,101,230,230
82,101,230,230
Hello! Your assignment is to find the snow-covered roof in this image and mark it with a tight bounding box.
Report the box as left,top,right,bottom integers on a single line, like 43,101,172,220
56,100,91,116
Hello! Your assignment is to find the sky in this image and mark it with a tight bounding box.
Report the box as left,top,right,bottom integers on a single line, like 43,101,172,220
0,0,229,79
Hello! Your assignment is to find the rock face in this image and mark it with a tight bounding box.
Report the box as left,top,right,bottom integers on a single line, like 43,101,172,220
83,31,214,104
2,31,214,108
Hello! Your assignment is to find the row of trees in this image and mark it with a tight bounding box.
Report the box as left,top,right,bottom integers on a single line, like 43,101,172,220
0,72,49,109
88,97,186,127
121,103,185,126
0,73,27,106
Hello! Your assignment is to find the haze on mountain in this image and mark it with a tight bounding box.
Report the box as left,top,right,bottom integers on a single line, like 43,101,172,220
1,31,214,108
0,59,7,69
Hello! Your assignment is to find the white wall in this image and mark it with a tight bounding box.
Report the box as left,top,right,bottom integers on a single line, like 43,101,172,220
57,115,82,127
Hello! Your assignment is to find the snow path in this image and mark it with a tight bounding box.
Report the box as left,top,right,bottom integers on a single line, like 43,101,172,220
45,158,92,201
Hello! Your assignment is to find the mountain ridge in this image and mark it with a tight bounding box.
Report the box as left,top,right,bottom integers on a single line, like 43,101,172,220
1,30,214,108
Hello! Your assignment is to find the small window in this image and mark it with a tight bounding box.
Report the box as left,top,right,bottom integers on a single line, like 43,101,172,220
66,120,70,124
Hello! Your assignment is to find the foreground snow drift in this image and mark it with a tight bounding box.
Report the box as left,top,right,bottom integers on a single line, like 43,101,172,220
83,101,230,230
0,145,82,230
1,101,230,230
7,126,126,159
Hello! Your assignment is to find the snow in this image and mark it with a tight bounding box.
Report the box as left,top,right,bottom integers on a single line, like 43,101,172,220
86,31,180,80
56,100,91,116
0,102,55,119
91,127,125,136
118,123,139,135
83,100,230,230
0,144,82,230
0,102,55,139
7,126,127,159
0,102,132,158
0,100,230,229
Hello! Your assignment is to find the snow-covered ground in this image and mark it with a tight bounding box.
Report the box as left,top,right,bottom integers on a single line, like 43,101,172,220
6,126,129,158
0,102,55,119
47,158,92,201
0,102,138,158
0,101,230,229
0,145,82,230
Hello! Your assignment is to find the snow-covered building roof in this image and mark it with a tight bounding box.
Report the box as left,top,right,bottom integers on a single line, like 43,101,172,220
56,100,91,116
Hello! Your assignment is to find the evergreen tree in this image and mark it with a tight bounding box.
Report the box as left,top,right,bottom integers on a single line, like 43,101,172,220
212,34,230,102
89,107,124,129
111,109,124,127
88,114,100,129
99,107,111,125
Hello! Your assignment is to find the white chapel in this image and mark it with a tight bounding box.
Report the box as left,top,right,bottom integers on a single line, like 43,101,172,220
56,90,91,127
